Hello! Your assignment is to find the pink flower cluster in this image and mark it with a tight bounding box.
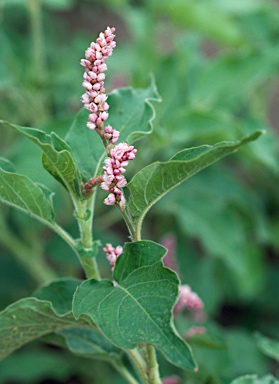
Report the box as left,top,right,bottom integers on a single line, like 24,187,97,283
174,284,204,314
81,27,137,207
103,243,123,269
101,142,137,208
81,26,117,138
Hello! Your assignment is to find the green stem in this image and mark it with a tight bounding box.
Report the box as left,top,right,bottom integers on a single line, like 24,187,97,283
111,359,140,384
121,207,137,241
146,344,162,384
75,195,101,280
28,0,49,123
127,348,149,384
28,0,46,83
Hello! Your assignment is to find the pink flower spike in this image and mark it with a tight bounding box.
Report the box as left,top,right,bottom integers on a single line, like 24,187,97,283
81,27,116,131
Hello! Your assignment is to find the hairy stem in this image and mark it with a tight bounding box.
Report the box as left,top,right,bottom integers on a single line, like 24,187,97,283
111,359,140,384
146,344,162,384
75,195,100,280
127,348,149,384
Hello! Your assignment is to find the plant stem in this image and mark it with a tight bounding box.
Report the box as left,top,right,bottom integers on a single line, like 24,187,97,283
146,344,162,384
75,195,101,280
127,348,149,384
111,359,140,384
121,207,137,241
28,0,48,84
28,0,49,122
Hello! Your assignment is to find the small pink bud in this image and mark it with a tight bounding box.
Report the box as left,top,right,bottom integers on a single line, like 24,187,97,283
104,193,116,206
97,73,106,81
82,81,93,91
87,122,96,130
99,111,109,121
93,83,101,91
89,113,98,123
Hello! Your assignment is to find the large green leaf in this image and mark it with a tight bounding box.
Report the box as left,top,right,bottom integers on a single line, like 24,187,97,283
35,279,122,360
0,167,54,224
0,120,82,198
0,297,91,360
73,240,197,371
65,82,161,179
125,131,263,229
230,375,279,384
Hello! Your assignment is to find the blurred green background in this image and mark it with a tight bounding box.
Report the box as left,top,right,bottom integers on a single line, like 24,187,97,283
0,0,279,383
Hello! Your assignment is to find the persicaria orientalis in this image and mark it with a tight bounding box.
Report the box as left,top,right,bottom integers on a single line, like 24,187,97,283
81,27,137,207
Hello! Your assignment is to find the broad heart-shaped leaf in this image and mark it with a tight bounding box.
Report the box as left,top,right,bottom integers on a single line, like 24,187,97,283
125,131,263,228
0,167,54,224
0,297,92,360
230,375,279,384
34,278,122,360
65,82,161,179
0,120,82,198
73,240,197,371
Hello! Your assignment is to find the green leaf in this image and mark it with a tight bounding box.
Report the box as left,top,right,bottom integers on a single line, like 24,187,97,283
0,167,55,224
0,120,82,198
125,131,263,229
0,297,91,360
34,278,82,315
65,82,161,179
230,375,279,384
35,279,125,360
152,0,243,46
73,240,197,371
0,157,16,173
107,80,161,144
58,328,122,359
255,332,279,362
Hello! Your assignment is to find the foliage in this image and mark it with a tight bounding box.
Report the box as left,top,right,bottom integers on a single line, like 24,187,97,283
0,0,279,383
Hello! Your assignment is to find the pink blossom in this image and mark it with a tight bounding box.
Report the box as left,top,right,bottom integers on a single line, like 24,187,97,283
101,143,137,208
174,284,204,314
103,243,123,268
81,27,116,130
